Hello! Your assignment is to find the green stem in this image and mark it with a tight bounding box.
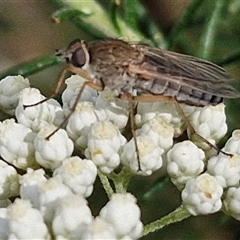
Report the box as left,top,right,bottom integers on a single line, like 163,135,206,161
109,167,133,193
199,0,225,59
142,205,191,237
98,171,114,199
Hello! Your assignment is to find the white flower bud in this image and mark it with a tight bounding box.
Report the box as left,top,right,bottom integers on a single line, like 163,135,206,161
38,177,72,224
135,102,190,137
121,136,163,176
0,199,11,208
34,125,74,169
207,154,240,188
187,103,227,150
61,75,98,115
52,194,93,239
95,88,129,130
0,160,20,199
15,88,65,133
0,208,8,239
222,129,240,155
81,217,117,239
7,199,50,239
53,156,97,197
85,120,126,174
182,173,223,215
66,101,106,151
167,141,205,190
136,116,174,152
0,76,30,115
99,193,143,239
20,168,47,208
0,119,37,169
223,187,240,220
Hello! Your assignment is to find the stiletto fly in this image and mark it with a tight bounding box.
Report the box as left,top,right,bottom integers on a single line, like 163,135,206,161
28,39,240,169
56,39,240,106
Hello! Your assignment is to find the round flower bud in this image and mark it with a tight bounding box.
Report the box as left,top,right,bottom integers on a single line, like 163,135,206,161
182,173,223,215
223,187,240,221
121,136,163,176
99,193,143,239
136,115,174,152
53,156,97,197
66,101,106,151
207,154,240,188
95,88,129,130
38,177,72,224
15,88,64,133
61,75,98,115
20,168,47,208
0,160,20,199
0,75,30,115
52,194,93,239
0,119,37,169
187,103,227,150
135,102,191,137
34,125,74,169
82,217,117,239
222,129,240,155
85,120,126,174
6,199,50,239
0,208,8,239
167,141,205,190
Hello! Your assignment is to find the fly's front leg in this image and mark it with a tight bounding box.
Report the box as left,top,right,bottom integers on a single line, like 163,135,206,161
23,65,94,109
23,67,69,109
46,80,103,140
23,63,103,139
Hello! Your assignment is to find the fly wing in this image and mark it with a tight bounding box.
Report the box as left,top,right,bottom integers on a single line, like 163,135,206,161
132,45,240,99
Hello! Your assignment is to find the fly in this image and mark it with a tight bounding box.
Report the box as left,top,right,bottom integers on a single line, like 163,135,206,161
25,39,240,169
56,39,240,106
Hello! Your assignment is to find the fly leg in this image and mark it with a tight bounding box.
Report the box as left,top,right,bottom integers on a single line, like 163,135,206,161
133,94,228,156
23,65,94,108
120,93,141,171
173,100,219,152
24,65,103,139
46,80,103,139
174,100,232,156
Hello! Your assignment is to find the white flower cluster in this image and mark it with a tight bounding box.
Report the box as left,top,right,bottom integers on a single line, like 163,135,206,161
0,74,239,238
0,75,144,239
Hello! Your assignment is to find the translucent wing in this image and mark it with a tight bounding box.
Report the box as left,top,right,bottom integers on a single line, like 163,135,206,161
130,45,240,106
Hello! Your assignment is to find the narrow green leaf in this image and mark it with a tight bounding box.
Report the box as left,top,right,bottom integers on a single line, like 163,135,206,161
0,55,60,80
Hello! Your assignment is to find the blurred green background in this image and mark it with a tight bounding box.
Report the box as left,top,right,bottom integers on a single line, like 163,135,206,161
1,0,240,239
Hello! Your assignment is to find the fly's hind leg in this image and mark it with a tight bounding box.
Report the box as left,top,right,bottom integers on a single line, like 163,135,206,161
174,100,232,156
173,100,219,152
133,94,227,156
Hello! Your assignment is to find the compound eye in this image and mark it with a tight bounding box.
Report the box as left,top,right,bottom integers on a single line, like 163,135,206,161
71,48,86,68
